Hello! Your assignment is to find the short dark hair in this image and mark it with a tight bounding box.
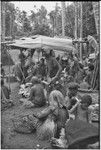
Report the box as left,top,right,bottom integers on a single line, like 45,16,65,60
31,76,40,85
40,58,44,62
81,94,92,106
88,64,94,71
68,82,80,90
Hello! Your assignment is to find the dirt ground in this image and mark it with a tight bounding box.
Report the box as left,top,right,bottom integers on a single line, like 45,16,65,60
1,81,52,149
1,79,99,149
1,51,52,149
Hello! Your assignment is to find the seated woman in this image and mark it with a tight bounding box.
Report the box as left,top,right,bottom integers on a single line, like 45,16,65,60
13,90,69,137
36,90,69,140
28,76,46,107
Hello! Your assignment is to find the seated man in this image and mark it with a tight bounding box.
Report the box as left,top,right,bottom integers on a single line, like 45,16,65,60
69,94,93,123
84,64,94,87
65,82,80,110
43,48,62,84
28,76,46,107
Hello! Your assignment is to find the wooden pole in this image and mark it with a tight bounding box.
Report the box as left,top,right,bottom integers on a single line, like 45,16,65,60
74,2,78,50
10,14,12,39
7,49,11,90
80,2,83,62
61,1,66,37
53,17,55,37
74,2,78,40
55,3,58,36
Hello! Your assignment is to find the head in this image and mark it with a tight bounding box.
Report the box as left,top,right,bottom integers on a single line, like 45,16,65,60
81,94,92,110
49,90,65,108
43,48,53,60
40,58,45,64
50,49,55,57
88,58,94,64
88,64,94,71
31,76,40,85
68,82,80,98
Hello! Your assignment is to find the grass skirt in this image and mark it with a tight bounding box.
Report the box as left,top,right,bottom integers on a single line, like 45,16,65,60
37,116,57,141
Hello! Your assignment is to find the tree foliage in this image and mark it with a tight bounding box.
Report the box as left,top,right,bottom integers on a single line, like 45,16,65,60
82,2,96,37
5,2,15,37
3,2,98,39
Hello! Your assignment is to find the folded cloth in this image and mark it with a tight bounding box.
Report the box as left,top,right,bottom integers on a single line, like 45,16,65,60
65,119,99,149
87,141,99,149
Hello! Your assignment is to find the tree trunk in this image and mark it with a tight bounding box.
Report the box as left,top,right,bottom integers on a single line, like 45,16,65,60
1,1,5,42
80,2,83,62
92,2,99,35
61,2,66,37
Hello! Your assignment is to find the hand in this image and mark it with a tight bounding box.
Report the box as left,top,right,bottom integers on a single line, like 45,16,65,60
50,76,57,84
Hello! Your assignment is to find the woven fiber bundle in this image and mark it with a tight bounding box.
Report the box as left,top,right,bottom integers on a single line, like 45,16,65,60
37,116,57,141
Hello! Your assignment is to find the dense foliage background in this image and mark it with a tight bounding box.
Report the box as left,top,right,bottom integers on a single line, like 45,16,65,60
3,2,97,39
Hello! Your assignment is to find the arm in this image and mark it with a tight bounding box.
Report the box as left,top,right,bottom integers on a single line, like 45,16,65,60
28,87,35,102
25,74,33,83
51,58,62,83
36,106,55,119
68,101,80,114
87,108,92,123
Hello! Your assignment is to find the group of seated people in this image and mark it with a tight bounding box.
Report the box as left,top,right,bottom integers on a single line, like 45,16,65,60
1,47,97,110
14,75,99,148
1,48,99,148
13,47,97,90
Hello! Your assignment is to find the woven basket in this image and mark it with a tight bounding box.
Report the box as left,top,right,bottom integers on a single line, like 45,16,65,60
12,115,39,134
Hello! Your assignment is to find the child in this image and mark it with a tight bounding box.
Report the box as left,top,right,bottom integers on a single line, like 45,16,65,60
69,94,92,123
65,82,80,110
